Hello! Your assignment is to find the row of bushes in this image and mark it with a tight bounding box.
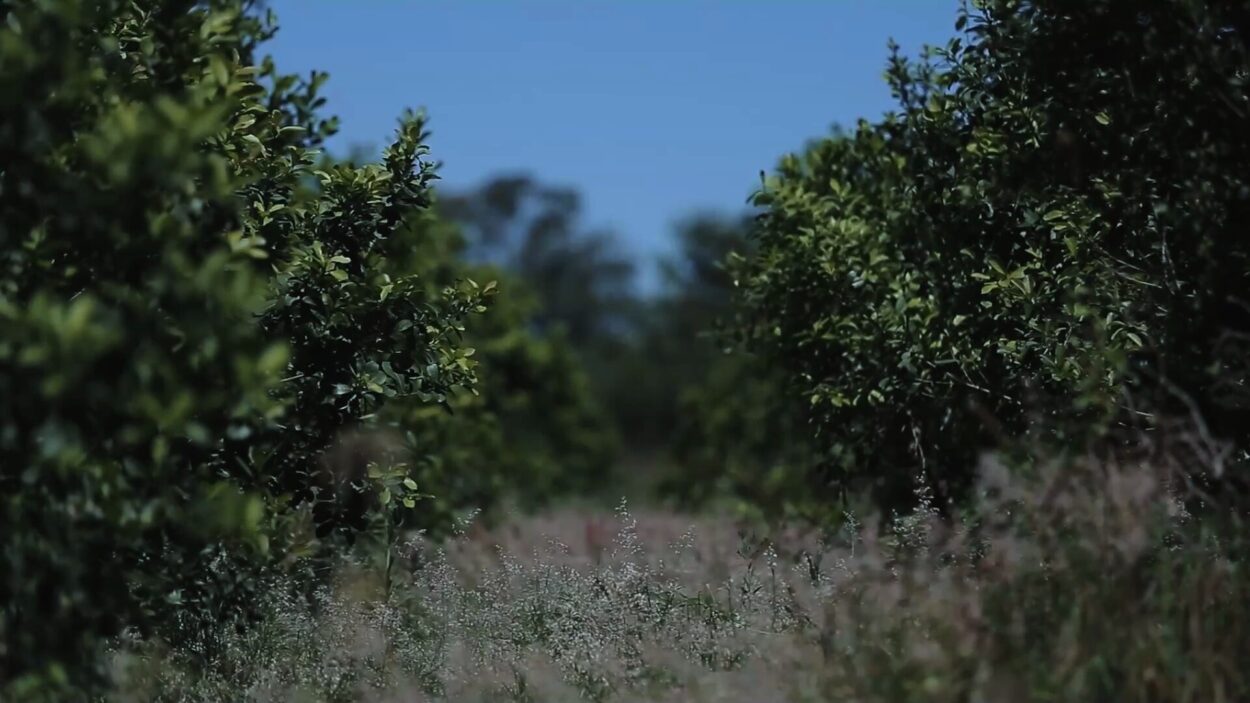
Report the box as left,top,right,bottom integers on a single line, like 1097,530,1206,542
0,1,615,696
684,0,1250,519
7,0,1250,695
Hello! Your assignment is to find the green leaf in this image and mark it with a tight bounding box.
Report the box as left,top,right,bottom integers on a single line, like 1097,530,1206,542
210,57,230,86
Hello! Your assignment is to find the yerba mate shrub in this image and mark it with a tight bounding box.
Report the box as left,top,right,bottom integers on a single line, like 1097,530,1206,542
0,1,484,696
737,0,1250,512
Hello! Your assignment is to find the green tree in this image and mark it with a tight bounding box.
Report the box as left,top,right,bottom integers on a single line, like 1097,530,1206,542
736,0,1250,513
0,1,484,694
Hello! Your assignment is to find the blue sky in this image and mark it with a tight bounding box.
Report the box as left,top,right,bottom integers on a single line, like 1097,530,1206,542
266,1,961,288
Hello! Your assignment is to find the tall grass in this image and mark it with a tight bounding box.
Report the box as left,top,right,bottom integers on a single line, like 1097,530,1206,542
109,437,1249,702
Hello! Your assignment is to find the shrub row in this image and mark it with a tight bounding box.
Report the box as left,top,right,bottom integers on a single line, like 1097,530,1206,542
732,0,1250,513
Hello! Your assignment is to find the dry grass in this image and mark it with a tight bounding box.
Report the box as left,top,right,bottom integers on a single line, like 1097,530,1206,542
109,446,1250,702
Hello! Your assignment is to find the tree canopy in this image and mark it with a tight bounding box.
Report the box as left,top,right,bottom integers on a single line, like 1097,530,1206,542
735,0,1250,511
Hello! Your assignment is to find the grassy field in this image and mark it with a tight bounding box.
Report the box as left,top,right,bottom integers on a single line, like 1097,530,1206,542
107,448,1249,703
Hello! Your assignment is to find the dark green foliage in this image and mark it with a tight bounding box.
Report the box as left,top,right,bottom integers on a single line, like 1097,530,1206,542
428,176,632,507
736,0,1250,511
667,352,820,520
620,215,752,448
642,216,821,517
240,107,483,536
382,209,619,530
0,0,484,694
402,285,619,525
